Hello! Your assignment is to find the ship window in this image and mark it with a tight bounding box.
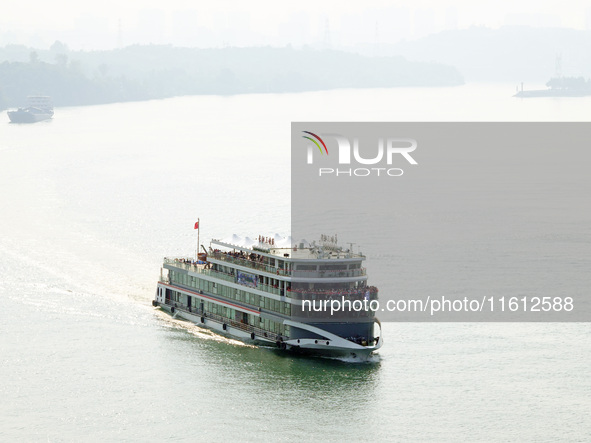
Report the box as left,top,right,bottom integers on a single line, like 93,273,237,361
319,265,343,270
296,265,317,270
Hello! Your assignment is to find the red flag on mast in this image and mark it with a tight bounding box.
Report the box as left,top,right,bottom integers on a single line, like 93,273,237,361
194,221,199,229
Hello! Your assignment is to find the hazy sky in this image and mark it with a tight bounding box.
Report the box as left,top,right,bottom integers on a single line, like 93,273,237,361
2,0,590,50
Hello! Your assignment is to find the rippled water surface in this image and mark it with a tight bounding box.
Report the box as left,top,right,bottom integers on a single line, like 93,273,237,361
1,85,590,441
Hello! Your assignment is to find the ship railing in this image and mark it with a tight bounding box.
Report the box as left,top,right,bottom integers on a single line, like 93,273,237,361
166,256,367,278
211,252,368,277
259,284,282,296
160,269,376,301
163,258,235,282
163,298,284,342
163,257,201,272
291,268,367,278
208,273,283,297
202,269,236,284
163,258,376,300
209,251,288,275
163,260,286,297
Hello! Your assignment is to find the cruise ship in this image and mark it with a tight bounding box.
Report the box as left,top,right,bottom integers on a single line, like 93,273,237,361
154,234,382,359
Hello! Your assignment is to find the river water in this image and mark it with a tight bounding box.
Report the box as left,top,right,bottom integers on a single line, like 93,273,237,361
1,84,590,441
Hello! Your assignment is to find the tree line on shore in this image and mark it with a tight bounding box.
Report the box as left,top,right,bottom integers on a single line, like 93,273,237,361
0,43,463,110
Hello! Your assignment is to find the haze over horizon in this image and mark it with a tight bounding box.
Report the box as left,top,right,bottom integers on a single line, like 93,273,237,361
2,1,590,111
2,0,591,50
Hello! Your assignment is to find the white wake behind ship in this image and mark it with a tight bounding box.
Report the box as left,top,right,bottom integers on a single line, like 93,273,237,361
154,233,382,359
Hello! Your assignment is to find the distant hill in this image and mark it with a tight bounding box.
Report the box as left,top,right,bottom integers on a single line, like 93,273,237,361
0,45,463,110
375,26,591,83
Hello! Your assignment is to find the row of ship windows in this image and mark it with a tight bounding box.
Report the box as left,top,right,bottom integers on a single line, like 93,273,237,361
214,259,361,274
215,264,286,288
170,271,292,316
296,263,362,271
168,290,290,336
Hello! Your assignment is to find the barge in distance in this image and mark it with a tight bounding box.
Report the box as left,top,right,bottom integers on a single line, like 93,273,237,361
7,96,54,123
154,234,382,359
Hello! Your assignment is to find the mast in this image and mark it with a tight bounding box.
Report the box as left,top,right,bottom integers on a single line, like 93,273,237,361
194,218,200,261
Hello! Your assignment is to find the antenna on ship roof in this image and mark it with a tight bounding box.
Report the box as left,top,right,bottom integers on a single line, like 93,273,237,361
194,218,200,261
